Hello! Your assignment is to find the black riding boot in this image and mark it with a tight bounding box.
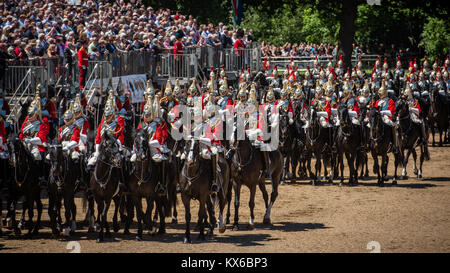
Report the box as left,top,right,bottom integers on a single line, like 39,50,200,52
157,160,167,195
392,126,399,154
39,152,48,189
211,155,219,193
260,150,270,179
331,127,337,153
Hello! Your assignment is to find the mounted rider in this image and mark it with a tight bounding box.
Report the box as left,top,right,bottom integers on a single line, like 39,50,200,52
19,89,50,186
88,90,125,167
57,101,81,161
374,80,398,153
275,86,294,125
0,87,10,159
311,81,332,128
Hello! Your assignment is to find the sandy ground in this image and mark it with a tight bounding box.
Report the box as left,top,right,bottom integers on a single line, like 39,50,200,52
0,144,449,253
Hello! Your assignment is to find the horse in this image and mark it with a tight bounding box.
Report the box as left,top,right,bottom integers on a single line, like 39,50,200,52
290,101,312,180
229,125,282,231
305,107,333,185
335,104,362,186
368,107,401,186
5,134,43,236
89,132,124,242
126,129,177,240
394,98,428,179
180,137,230,243
47,141,80,237
278,107,295,183
429,88,449,147
356,103,370,179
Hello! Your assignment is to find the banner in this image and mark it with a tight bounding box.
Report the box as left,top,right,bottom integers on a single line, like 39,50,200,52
87,74,147,104
231,0,243,26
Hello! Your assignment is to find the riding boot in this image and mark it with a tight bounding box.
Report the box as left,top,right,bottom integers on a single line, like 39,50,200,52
260,150,270,179
421,122,430,160
210,154,219,193
158,160,167,195
330,127,337,153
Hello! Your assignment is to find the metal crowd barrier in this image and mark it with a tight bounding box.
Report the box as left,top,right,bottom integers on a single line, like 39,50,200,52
160,53,198,79
223,47,261,72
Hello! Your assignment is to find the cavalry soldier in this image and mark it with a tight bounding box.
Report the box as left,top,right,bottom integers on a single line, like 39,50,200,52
218,64,226,86
215,77,233,113
433,68,447,93
58,101,81,162
423,57,432,79
275,88,294,125
430,58,438,81
418,68,429,93
38,84,57,138
71,94,90,154
269,64,281,88
0,114,7,159
318,65,327,86
88,91,125,168
0,87,11,141
141,79,156,112
199,94,224,192
311,82,331,128
357,80,372,107
325,81,338,110
161,79,179,113
375,80,398,153
371,71,381,93
394,56,405,82
381,58,390,79
403,86,430,159
342,85,360,123
374,56,382,76
336,56,345,79
356,56,366,80
312,56,320,80
19,90,50,186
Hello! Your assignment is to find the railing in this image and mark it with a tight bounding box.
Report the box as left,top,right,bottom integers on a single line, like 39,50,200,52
160,53,198,79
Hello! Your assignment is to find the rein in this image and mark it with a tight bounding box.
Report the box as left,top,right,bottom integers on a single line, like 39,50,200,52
232,141,254,171
93,157,115,189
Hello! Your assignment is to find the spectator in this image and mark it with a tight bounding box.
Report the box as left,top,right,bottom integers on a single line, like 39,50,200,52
78,40,89,89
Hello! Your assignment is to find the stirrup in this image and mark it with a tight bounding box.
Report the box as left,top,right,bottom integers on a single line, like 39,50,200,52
210,183,219,193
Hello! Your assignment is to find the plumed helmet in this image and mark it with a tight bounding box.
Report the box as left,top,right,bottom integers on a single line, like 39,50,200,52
378,80,387,96
219,77,228,95
145,79,155,96
73,94,82,114
28,89,41,118
165,79,173,95
266,86,275,102
64,101,74,121
189,79,197,94
152,94,161,119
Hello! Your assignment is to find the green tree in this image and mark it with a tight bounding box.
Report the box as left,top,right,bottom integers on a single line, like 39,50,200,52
420,17,450,60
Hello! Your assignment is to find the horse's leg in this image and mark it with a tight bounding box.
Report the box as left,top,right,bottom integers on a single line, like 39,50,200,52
112,195,120,233
63,192,73,237
291,152,298,181
412,149,418,175
26,194,34,237
418,147,424,179
280,157,287,184
439,129,443,147
124,195,133,235
381,155,389,185
205,196,215,235
95,198,104,242
402,149,411,179
33,189,42,235
10,198,21,235
393,151,400,185
248,185,256,230
264,169,279,225
182,193,191,243
344,152,353,185
339,153,345,186
364,153,369,178
258,180,270,212
88,193,96,233
198,197,207,241
48,193,58,237
133,196,143,240
156,197,166,235
225,180,233,225
312,155,320,186
218,181,228,233
103,199,112,239
372,153,381,185
232,183,241,230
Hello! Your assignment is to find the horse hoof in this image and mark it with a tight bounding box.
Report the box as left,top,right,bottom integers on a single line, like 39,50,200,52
418,174,422,179
263,218,271,225
198,234,206,241
113,225,120,233
171,218,178,224
232,224,240,231
413,169,418,175
184,237,191,244
392,180,397,185
124,229,130,235
158,229,166,235
105,232,112,238
96,238,103,243
226,218,230,225
339,182,343,187
247,224,255,230
219,226,226,233
135,236,142,241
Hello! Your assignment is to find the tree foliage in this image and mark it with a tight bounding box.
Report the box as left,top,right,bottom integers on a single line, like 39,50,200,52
419,17,450,59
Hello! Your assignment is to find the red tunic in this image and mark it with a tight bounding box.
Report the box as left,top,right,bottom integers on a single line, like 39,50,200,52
43,100,57,119
174,41,184,60
234,39,245,56
78,47,88,68
19,116,50,152
375,97,396,121
137,120,168,145
311,99,331,122
95,116,125,145
274,100,294,116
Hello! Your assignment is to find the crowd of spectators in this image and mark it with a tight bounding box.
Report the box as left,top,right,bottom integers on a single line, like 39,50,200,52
0,0,254,65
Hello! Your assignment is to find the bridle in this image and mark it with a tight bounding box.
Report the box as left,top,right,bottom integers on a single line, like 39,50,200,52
93,139,120,189
133,134,152,186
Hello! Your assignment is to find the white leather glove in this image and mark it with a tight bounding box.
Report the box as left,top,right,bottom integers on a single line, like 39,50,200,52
29,137,43,145
149,139,161,148
289,119,294,125
199,137,211,146
80,134,87,144
66,140,78,150
95,144,100,152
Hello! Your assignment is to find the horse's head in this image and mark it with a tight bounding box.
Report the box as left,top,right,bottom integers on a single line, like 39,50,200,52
394,97,409,119
47,141,65,190
6,134,21,167
369,106,382,134
185,137,200,169
338,104,350,127
134,129,149,161
99,132,121,167
279,109,290,145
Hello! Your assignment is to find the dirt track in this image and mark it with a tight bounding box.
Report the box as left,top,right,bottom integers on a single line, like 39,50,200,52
1,144,449,253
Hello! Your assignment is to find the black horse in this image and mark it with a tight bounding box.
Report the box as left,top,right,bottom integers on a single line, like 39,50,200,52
291,102,312,179
429,88,449,147
335,104,362,186
278,107,295,183
305,107,333,185
395,98,428,179
89,132,124,242
180,138,230,243
126,130,177,240
6,135,43,236
368,107,401,186
47,142,80,237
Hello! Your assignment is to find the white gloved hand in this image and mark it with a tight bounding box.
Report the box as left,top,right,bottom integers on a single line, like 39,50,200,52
199,137,211,146
24,138,31,144
80,134,87,144
66,140,78,150
149,139,161,148
29,137,43,145
95,144,100,152
289,118,294,125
